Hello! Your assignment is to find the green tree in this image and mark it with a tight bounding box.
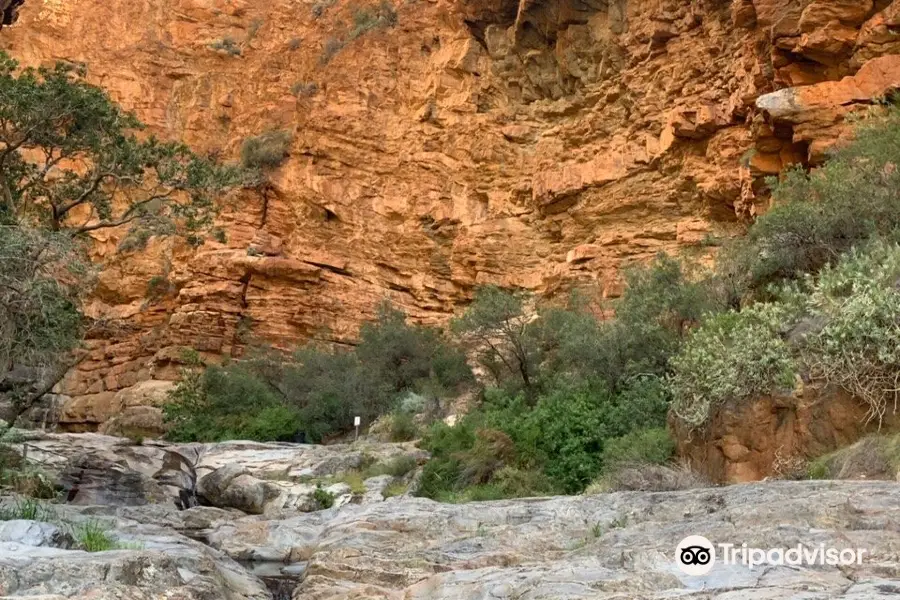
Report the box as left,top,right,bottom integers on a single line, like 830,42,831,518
356,302,472,398
0,224,88,407
0,51,241,419
452,286,538,391
0,52,241,245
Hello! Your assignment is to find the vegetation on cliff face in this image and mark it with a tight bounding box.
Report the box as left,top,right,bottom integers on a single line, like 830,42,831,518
0,52,241,417
161,106,900,499
670,107,900,430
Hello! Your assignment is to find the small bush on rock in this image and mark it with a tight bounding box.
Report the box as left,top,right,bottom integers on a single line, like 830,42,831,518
74,521,117,552
313,485,335,509
241,130,292,170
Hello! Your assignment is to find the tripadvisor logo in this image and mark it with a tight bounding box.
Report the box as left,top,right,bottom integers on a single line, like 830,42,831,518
676,535,715,576
675,535,868,575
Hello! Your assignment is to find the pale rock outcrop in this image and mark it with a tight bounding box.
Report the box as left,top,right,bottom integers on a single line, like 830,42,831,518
196,480,900,599
0,520,73,549
7,433,426,510
4,439,900,598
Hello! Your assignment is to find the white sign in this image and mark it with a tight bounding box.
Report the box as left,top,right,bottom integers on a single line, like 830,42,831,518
354,416,361,427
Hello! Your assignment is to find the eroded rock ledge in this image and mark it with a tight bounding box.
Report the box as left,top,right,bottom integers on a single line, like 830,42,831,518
1,432,900,600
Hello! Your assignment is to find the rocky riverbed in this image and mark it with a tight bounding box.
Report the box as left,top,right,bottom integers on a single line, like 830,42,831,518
1,433,899,599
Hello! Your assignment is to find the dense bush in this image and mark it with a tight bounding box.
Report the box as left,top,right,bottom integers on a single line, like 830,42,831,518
0,226,87,398
417,377,670,499
600,427,675,469
548,255,717,389
241,130,292,170
357,303,473,397
800,240,900,424
164,304,472,443
670,235,900,431
668,303,797,429
718,107,900,298
453,256,711,396
163,363,301,442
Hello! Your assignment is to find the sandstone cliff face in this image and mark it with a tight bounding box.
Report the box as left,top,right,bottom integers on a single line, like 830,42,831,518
3,0,900,429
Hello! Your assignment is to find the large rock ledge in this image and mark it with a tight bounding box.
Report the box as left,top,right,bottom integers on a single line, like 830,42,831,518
674,384,900,483
4,480,900,599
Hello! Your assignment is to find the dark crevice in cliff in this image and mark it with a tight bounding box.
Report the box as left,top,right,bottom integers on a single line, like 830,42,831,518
464,20,490,52
0,0,24,27
302,260,351,277
259,186,271,228
230,271,253,354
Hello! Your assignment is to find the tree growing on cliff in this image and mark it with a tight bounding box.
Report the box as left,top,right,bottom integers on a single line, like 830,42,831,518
0,51,242,421
0,52,242,247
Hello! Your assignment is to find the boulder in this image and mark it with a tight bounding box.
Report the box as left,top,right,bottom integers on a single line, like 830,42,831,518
673,383,900,483
0,520,73,548
196,464,353,515
0,519,270,600
197,464,283,515
98,406,166,439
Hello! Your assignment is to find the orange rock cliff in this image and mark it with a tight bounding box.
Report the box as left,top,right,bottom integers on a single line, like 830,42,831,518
3,0,900,432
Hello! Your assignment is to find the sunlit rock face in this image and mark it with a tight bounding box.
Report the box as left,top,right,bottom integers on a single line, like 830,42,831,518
2,0,900,428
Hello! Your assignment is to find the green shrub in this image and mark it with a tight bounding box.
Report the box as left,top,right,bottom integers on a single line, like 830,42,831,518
163,363,301,443
388,411,418,442
74,521,116,552
382,480,408,498
513,385,612,493
382,455,417,477
491,466,555,498
0,226,85,400
313,485,335,509
418,378,670,500
357,303,473,397
457,256,716,396
717,107,900,297
807,458,830,480
240,130,292,170
349,1,398,39
669,303,797,429
0,497,57,521
601,427,675,468
166,304,469,444
800,240,900,424
2,463,57,499
145,274,172,302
